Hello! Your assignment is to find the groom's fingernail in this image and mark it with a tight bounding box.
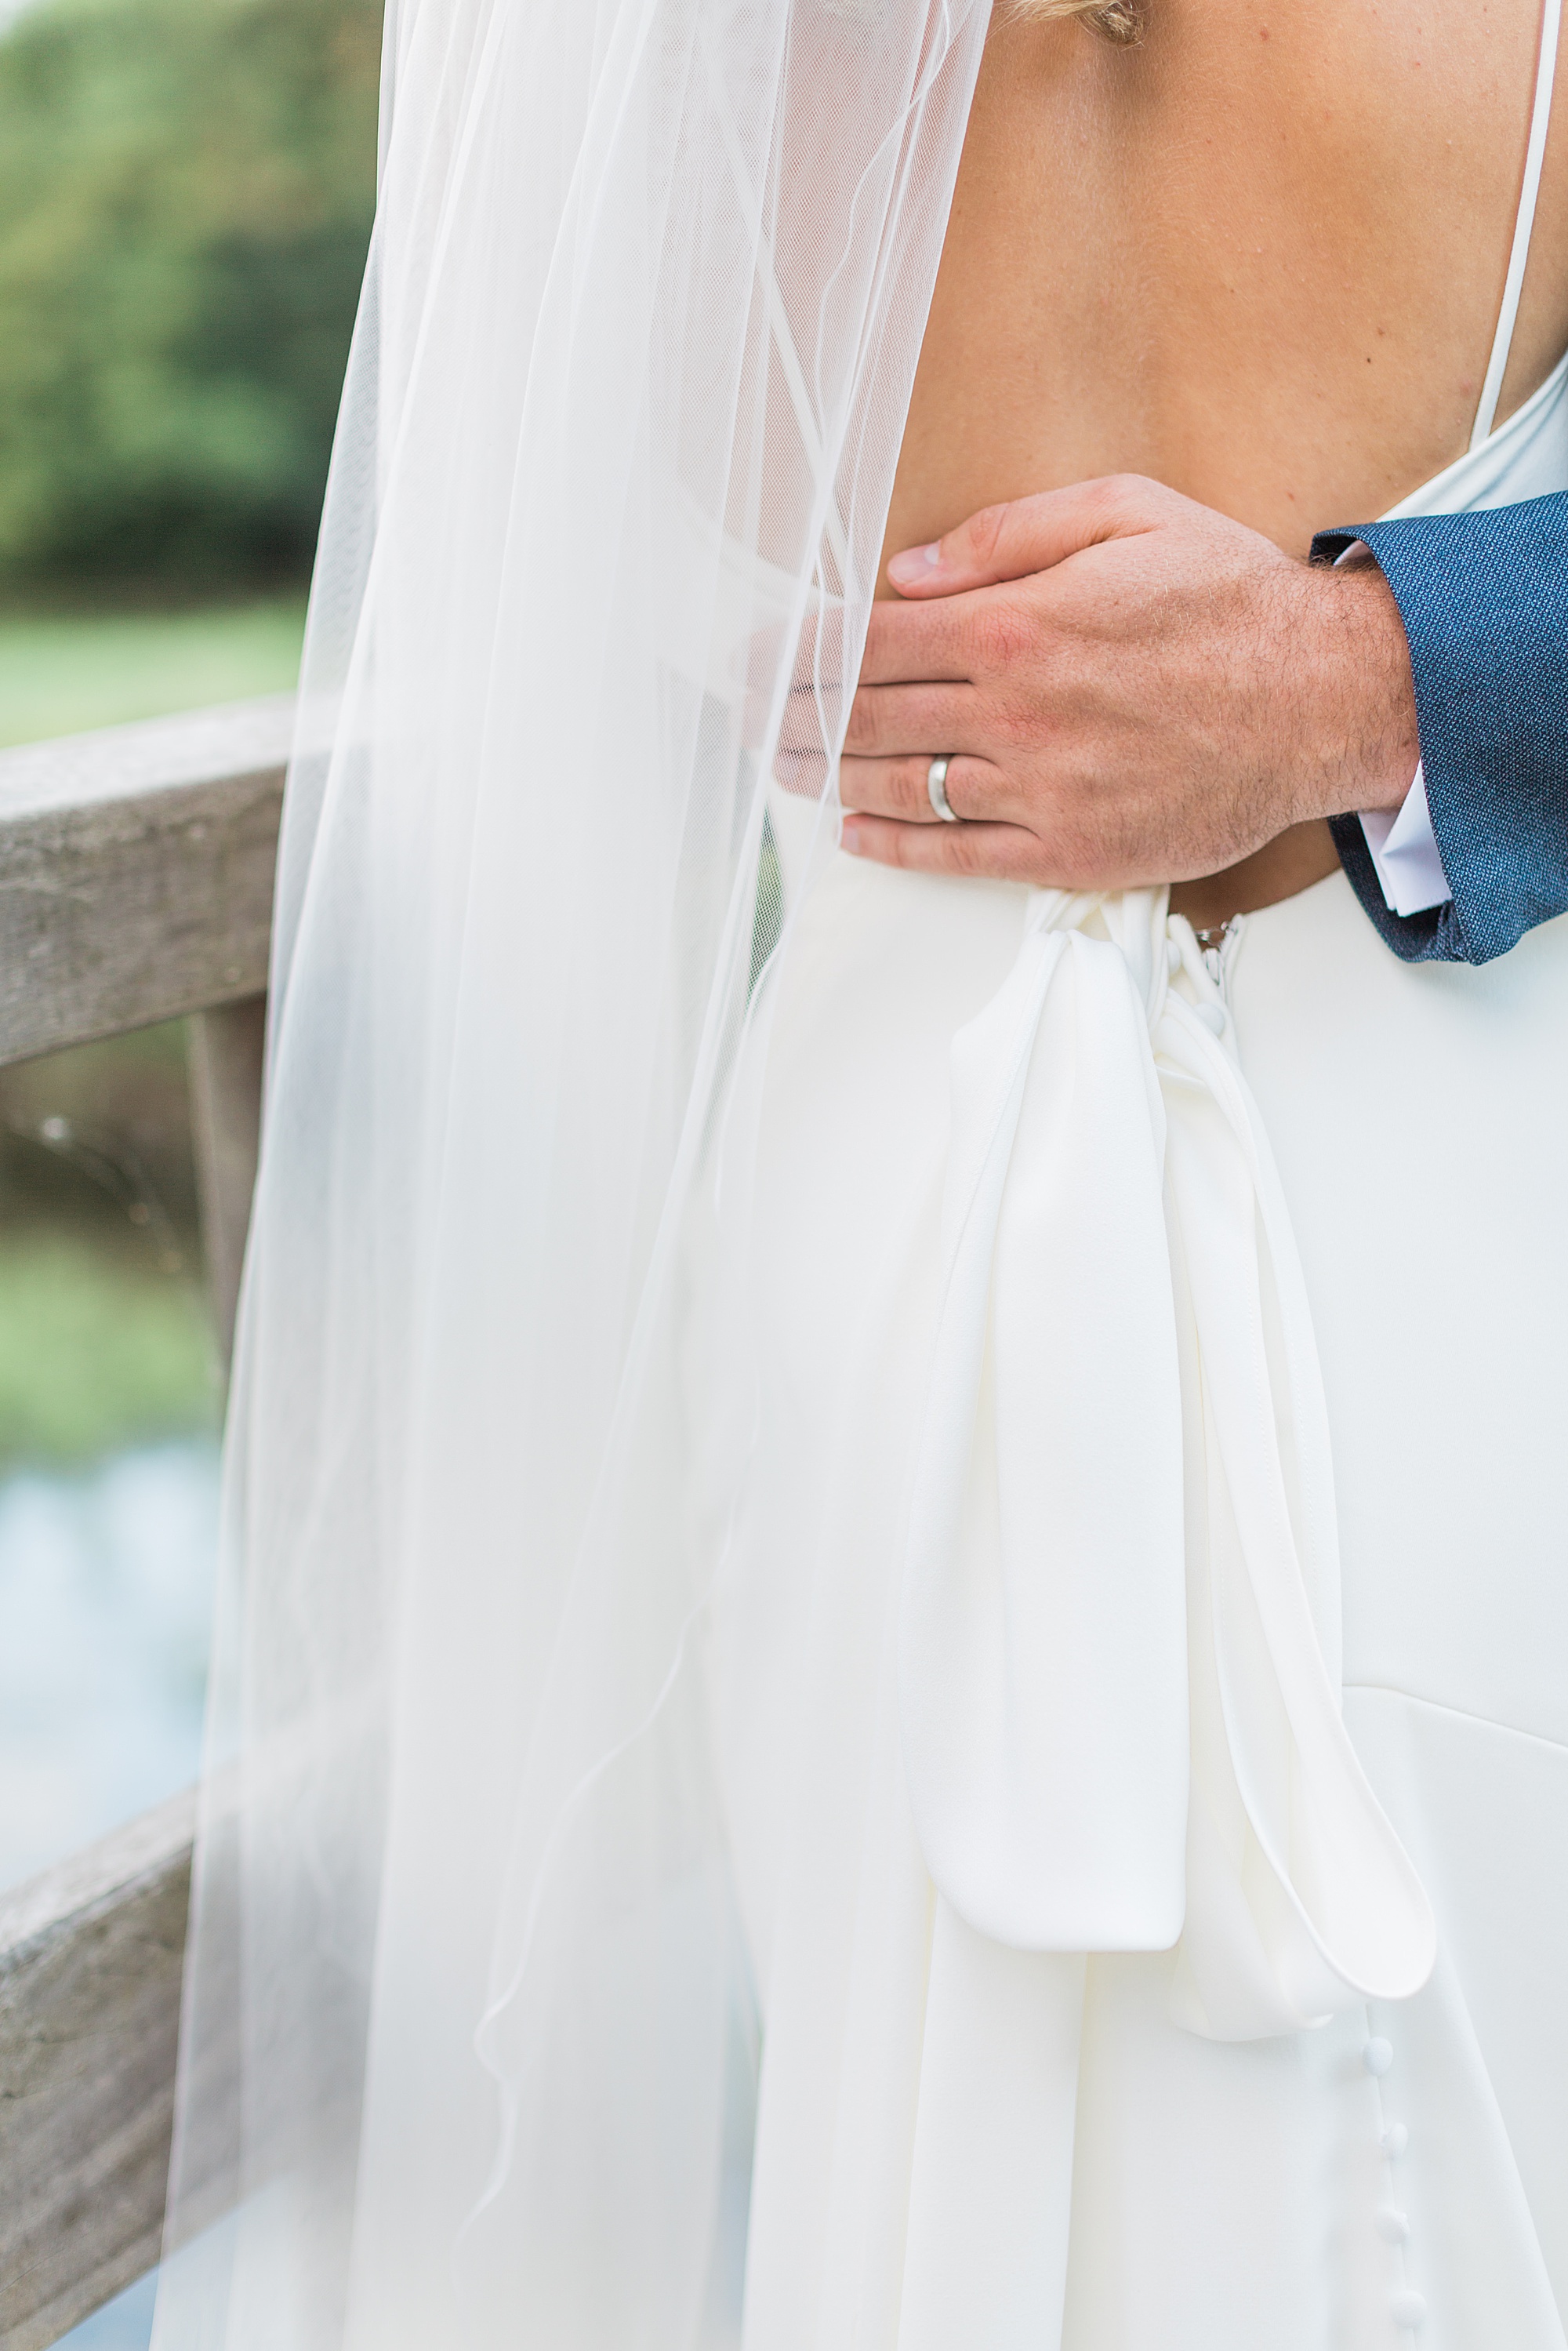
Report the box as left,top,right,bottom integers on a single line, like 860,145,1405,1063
887,542,942,588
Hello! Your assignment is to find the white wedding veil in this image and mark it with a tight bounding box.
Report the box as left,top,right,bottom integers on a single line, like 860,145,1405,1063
151,2,990,2343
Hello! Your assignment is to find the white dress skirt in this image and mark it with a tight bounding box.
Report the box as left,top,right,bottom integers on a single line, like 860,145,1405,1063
706,349,1568,2346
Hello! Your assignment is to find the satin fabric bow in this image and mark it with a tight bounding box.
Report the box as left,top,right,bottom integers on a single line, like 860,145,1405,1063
898,888,1436,2039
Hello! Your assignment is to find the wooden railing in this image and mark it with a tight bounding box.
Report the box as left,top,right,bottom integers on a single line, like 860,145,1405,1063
0,695,292,2351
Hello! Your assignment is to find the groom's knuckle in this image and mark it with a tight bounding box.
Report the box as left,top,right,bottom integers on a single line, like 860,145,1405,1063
843,696,877,752
1085,474,1134,525
947,827,994,878
992,689,1040,755
974,599,1034,675
962,501,1010,572
891,757,926,816
1095,472,1163,532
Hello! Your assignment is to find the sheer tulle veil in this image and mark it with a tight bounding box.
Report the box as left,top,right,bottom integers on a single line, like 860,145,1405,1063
151,2,989,2343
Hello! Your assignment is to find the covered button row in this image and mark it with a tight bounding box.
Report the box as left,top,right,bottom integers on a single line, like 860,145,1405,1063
1364,2038,1425,2335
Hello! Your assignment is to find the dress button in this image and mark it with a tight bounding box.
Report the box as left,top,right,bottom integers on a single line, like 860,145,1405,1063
1376,2206,1410,2242
1389,2288,1427,2329
1363,2037,1395,2077
1194,1001,1225,1034
1381,2124,1409,2160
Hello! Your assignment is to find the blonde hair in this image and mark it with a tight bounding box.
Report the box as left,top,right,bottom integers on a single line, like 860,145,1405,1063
1011,0,1146,42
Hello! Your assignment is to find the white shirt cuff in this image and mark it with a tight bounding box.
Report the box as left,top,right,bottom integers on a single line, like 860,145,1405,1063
1358,761,1451,918
1330,540,1451,920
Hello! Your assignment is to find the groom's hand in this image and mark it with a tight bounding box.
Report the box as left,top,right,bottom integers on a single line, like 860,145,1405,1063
839,476,1420,889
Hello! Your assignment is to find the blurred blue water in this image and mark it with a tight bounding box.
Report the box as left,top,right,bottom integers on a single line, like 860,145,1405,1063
0,1442,218,1891
58,2274,159,2351
0,1441,220,2349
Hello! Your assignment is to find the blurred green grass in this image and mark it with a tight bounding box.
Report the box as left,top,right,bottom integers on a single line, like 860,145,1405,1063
0,597,305,746
0,1231,214,1463
0,1023,217,1469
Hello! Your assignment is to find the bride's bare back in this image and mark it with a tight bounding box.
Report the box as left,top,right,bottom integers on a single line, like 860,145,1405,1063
880,0,1568,913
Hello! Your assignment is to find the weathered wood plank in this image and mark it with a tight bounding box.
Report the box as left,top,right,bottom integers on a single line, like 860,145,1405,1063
0,701,289,2342
0,1795,194,2351
0,697,292,1069
188,994,267,1367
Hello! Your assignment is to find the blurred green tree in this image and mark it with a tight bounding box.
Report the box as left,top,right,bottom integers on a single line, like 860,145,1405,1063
0,0,379,594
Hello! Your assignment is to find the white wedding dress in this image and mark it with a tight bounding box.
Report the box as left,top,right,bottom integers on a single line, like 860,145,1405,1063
147,2,1568,2342
708,9,1568,2347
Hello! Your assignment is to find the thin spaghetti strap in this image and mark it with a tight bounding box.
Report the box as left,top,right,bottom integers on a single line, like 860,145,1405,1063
1471,0,1563,448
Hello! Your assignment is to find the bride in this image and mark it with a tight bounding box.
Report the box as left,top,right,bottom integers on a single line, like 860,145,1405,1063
152,2,1568,2347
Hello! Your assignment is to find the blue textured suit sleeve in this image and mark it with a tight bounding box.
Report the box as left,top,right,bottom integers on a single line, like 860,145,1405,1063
1312,491,1568,964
